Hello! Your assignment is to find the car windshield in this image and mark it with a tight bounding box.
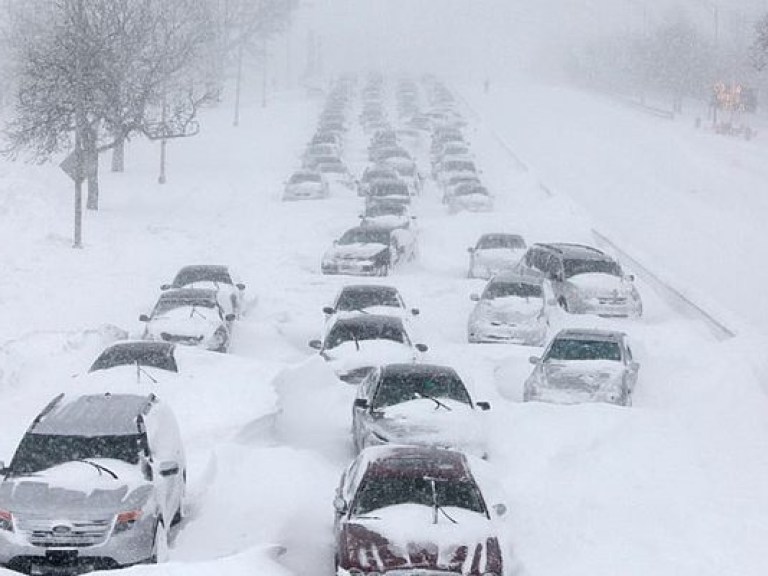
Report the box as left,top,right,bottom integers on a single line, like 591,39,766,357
89,346,177,372
8,433,143,475
546,338,622,361
338,228,390,245
477,235,525,249
366,203,406,217
449,176,479,187
325,319,406,349
370,183,409,197
320,164,345,173
365,171,397,182
173,268,232,286
154,297,217,316
337,289,401,311
353,475,484,516
372,370,472,409
484,281,542,300
563,258,622,278
290,173,321,184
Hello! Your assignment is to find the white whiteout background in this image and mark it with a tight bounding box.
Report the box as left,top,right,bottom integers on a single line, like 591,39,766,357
1,74,768,576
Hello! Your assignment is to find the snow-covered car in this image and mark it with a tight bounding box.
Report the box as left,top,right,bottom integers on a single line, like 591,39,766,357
468,274,548,345
379,156,422,195
160,264,246,319
333,445,506,576
282,170,329,201
89,341,179,374
0,392,185,572
309,314,427,384
321,225,414,276
365,181,411,209
518,243,642,317
436,158,478,188
442,174,482,204
140,288,235,352
360,200,415,230
356,166,400,197
323,284,419,325
448,183,493,213
351,363,491,457
524,328,639,406
468,233,527,279
317,160,355,190
302,143,340,164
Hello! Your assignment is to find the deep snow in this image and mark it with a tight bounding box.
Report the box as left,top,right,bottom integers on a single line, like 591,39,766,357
0,77,767,576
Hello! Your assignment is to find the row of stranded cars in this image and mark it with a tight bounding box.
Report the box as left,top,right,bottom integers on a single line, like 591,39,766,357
298,77,647,576
0,266,250,573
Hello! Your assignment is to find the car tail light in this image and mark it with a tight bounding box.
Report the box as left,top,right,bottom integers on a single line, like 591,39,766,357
0,510,13,531
113,510,142,534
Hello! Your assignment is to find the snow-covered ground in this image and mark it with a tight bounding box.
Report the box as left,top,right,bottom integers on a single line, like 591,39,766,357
1,77,768,576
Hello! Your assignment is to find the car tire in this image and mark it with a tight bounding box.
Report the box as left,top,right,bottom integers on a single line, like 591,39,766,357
149,518,169,564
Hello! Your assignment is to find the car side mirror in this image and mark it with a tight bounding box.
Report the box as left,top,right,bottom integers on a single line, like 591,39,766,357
160,284,171,291
225,313,236,322
139,314,150,322
411,308,420,316
492,503,507,517
528,356,541,364
476,401,491,411
333,496,348,514
158,461,180,477
625,274,635,282
470,293,480,301
353,398,369,409
415,343,428,353
322,306,336,315
309,339,323,350
236,283,246,290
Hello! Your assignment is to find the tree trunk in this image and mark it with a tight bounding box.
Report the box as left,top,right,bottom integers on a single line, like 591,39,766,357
86,146,99,210
111,138,125,172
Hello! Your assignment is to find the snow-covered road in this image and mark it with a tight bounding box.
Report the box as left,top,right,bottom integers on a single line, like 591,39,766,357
1,79,768,576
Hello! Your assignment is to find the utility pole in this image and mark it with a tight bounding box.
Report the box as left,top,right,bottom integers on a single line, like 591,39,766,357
262,34,268,108
73,0,85,248
158,94,167,184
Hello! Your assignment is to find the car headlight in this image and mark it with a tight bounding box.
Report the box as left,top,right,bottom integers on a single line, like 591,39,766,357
113,510,142,534
0,510,13,532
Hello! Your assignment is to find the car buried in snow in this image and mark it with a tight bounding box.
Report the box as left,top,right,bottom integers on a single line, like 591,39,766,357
317,160,355,190
467,233,527,279
468,274,549,346
351,363,490,457
356,166,400,197
160,264,246,319
447,183,493,213
323,284,419,326
282,170,330,201
0,392,185,573
333,445,506,576
140,288,235,353
524,328,639,406
518,243,642,317
89,341,179,374
321,225,415,277
365,181,412,209
360,200,415,231
309,314,427,384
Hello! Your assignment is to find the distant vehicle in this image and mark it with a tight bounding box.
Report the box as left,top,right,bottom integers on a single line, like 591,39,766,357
311,132,343,151
283,170,330,201
360,200,415,230
140,288,235,353
160,264,246,319
351,363,490,457
468,233,527,279
333,446,505,576
309,314,427,384
365,181,411,209
356,166,400,197
89,341,178,373
303,153,342,171
524,328,639,406
0,392,185,572
323,284,419,323
379,156,421,195
447,184,493,213
518,243,642,317
442,174,482,204
321,225,415,276
436,158,478,189
303,142,340,161
468,274,548,346
317,160,355,190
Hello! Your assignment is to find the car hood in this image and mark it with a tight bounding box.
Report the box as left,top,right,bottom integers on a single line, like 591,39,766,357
146,309,220,337
566,273,631,296
325,243,388,261
542,360,625,391
373,400,485,454
472,297,543,323
0,460,151,517
341,504,501,575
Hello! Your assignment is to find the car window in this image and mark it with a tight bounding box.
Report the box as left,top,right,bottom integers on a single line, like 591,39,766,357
338,228,391,245
546,338,622,361
153,297,217,316
483,281,543,300
325,320,406,349
174,268,232,286
371,371,472,410
337,289,402,310
563,258,621,278
89,346,178,373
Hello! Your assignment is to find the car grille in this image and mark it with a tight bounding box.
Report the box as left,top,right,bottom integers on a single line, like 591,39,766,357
15,514,113,547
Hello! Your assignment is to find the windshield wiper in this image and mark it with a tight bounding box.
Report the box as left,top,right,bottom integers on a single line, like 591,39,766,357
189,305,207,320
424,476,457,525
414,392,452,411
347,328,361,351
75,459,119,479
136,361,158,384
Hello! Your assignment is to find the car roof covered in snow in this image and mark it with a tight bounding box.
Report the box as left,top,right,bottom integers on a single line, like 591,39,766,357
554,328,626,342
31,393,156,436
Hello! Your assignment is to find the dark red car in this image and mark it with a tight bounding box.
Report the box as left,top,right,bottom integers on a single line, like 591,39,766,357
333,445,506,576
